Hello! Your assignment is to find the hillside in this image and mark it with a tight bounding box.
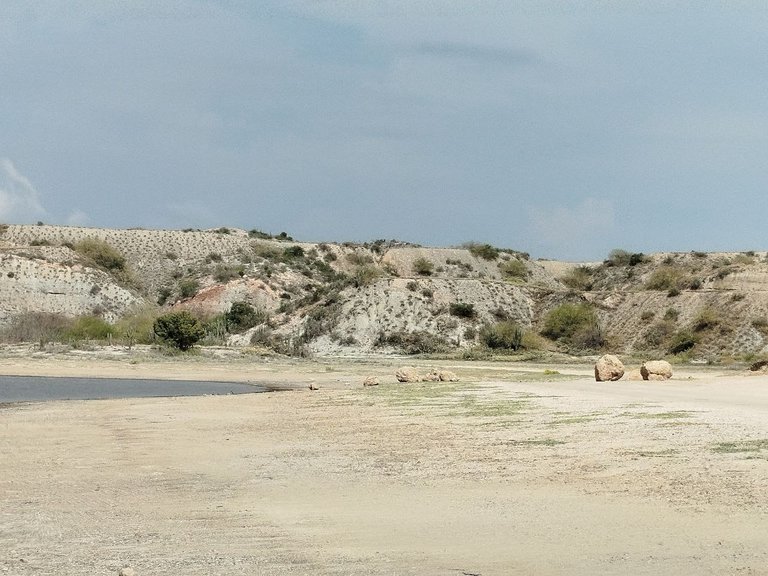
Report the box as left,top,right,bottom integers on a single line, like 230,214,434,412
2,224,768,361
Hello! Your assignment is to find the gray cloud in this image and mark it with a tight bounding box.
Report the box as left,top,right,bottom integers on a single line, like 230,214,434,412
0,159,45,222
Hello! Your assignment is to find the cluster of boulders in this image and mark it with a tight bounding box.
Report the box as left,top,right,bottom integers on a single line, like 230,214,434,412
594,355,672,382
394,367,459,383
361,367,459,387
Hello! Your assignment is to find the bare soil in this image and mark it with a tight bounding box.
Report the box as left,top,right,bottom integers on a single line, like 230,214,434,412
2,353,768,575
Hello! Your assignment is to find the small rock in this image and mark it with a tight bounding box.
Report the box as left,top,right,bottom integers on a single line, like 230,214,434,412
395,367,422,383
362,376,379,387
640,360,673,380
308,381,319,391
438,370,459,382
594,354,625,381
119,568,136,576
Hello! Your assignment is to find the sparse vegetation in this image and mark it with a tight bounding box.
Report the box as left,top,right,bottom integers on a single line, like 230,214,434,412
541,302,604,351
413,257,434,276
449,302,476,319
498,259,527,280
465,242,500,261
74,238,126,271
561,266,594,291
479,321,523,350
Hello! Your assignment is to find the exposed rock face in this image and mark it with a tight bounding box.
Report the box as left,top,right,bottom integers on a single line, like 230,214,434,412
395,367,422,383
594,354,625,381
438,370,459,382
641,360,673,381
422,371,441,382
362,376,380,387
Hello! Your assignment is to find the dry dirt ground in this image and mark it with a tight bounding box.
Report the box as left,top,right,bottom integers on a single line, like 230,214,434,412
1,352,768,575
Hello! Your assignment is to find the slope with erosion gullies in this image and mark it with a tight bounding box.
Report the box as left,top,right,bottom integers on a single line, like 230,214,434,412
3,224,768,358
548,250,768,357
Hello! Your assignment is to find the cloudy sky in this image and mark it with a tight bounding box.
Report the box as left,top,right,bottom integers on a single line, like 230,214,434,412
2,1,768,260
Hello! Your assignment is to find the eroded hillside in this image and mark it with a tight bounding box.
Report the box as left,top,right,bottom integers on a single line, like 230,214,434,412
2,224,768,360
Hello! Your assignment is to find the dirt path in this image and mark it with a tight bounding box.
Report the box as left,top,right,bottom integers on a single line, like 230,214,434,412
2,358,768,575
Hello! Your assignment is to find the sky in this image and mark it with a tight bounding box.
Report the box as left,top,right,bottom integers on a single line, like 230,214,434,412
2,1,768,260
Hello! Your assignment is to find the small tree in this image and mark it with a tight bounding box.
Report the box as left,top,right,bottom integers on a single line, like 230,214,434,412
153,310,206,351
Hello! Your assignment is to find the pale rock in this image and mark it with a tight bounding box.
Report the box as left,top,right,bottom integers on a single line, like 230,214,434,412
395,367,422,383
640,360,673,380
362,376,379,387
594,354,625,381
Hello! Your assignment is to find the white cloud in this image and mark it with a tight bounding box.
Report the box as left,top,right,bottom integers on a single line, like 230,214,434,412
528,197,615,260
66,209,89,226
0,158,46,223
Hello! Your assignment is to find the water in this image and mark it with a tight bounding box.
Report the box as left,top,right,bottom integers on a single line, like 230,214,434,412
0,375,266,403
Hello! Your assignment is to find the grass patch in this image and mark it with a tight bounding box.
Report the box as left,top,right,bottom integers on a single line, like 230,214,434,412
712,439,768,454
625,448,678,458
506,438,565,447
622,410,695,420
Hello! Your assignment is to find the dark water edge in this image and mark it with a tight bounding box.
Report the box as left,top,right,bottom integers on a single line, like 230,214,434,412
0,375,268,403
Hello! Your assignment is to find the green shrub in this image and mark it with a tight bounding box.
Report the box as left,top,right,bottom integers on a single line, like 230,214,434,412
668,330,696,354
346,252,374,266
561,266,594,291
64,315,114,341
541,302,603,350
413,257,434,276
645,266,684,291
353,265,381,287
178,278,200,299
226,301,268,333
480,321,523,350
498,259,527,280
465,242,499,261
283,245,305,260
692,307,720,332
74,238,126,271
153,310,206,351
449,302,475,318
605,249,631,266
375,330,449,354
115,305,158,347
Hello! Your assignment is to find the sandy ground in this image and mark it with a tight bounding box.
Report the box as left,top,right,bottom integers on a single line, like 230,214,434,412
2,350,768,575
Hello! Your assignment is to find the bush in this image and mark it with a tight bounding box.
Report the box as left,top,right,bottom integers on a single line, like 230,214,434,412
449,302,475,318
74,238,126,271
115,305,159,347
643,320,675,348
64,315,114,341
375,330,449,354
413,257,434,276
692,308,720,332
353,265,381,287
226,301,268,333
541,302,603,350
282,245,305,259
153,310,206,351
561,266,594,291
669,330,696,354
480,321,523,350
465,242,500,261
0,312,72,344
645,266,684,291
178,278,200,299
498,259,527,280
